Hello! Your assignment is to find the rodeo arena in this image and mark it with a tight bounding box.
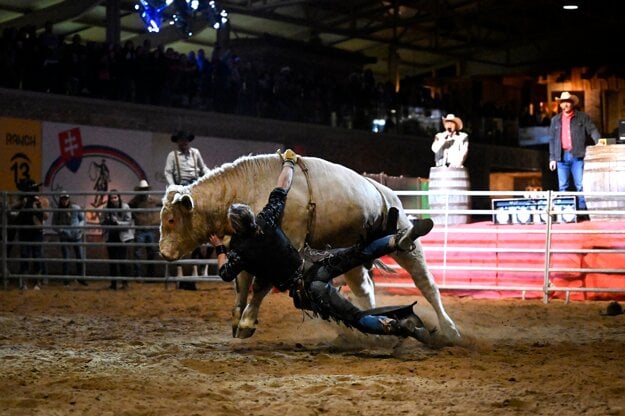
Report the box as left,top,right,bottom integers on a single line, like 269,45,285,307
3,1,625,415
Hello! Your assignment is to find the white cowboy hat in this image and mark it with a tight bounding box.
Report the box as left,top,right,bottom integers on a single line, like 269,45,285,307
442,114,463,130
556,91,579,106
134,179,151,191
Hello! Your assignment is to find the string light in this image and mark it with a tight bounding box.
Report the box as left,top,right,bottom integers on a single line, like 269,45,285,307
135,0,228,37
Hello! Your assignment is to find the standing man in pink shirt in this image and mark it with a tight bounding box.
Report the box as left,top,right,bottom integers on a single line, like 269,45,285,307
548,92,600,212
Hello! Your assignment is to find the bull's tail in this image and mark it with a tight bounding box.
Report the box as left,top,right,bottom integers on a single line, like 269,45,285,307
370,258,396,274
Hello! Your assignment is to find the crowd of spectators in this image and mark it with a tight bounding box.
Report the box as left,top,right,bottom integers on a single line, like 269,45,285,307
0,23,416,131
2,23,541,145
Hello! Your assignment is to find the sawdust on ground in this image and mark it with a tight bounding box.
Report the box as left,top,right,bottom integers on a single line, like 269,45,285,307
1,282,625,416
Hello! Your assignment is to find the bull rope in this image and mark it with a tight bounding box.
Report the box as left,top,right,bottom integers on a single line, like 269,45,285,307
296,158,316,246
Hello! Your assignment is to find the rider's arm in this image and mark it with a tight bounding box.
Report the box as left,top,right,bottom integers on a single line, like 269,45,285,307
276,163,294,191
276,149,298,192
209,234,240,282
256,149,299,227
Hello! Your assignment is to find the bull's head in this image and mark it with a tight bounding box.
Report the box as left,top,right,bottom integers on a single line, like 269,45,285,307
159,188,198,261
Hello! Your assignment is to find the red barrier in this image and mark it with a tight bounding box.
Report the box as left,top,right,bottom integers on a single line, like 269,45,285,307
372,220,625,300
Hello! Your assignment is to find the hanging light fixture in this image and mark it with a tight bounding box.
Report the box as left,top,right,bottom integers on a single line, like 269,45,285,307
562,3,579,10
135,0,228,37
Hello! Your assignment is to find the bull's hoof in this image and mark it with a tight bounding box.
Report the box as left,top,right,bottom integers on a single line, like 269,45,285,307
235,326,256,339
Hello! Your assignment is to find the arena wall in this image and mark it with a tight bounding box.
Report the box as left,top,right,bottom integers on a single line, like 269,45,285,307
0,87,555,210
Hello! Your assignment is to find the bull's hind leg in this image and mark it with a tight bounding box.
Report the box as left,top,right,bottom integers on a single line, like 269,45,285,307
342,267,376,310
391,243,461,345
235,274,272,339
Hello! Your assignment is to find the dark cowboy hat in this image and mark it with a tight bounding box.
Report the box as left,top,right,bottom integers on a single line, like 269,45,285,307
171,130,195,143
601,301,624,316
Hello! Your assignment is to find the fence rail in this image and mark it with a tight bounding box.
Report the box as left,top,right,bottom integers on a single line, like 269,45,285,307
393,189,625,302
2,189,625,302
0,190,220,290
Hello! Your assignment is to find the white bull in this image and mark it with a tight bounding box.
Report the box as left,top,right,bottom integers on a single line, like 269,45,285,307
159,153,461,345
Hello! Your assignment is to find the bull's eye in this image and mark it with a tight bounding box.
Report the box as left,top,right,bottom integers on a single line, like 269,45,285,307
168,217,175,225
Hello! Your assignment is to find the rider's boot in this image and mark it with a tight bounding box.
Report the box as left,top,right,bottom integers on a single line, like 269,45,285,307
396,218,434,251
385,315,433,344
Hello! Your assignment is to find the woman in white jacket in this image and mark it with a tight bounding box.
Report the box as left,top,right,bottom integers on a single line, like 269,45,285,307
431,114,469,168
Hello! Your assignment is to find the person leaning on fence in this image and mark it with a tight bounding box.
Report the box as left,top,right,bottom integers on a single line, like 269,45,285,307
13,180,49,290
128,179,162,278
52,191,88,286
164,130,210,290
100,190,134,290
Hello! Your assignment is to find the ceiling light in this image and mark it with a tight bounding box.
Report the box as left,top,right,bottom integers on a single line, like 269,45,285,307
135,0,228,38
562,4,579,10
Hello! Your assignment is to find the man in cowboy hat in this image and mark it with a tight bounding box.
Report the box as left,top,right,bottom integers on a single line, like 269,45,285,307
164,130,209,187
548,92,600,213
128,179,162,278
431,114,469,168
163,131,210,290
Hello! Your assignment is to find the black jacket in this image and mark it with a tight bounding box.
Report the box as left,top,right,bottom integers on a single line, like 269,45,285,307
218,188,302,291
549,110,600,161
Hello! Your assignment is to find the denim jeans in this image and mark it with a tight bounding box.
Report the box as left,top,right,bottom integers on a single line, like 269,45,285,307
19,232,45,275
60,236,85,276
557,151,586,210
133,229,159,277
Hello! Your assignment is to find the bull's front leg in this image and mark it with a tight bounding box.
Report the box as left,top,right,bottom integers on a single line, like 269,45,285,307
234,273,273,339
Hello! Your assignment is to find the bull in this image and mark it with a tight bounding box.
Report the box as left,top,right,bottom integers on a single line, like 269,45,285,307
159,153,461,345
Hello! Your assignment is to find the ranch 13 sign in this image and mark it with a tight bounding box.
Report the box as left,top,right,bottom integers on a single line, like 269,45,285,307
0,117,43,191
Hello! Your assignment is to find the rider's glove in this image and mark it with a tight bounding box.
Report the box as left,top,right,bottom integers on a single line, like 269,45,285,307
280,149,299,166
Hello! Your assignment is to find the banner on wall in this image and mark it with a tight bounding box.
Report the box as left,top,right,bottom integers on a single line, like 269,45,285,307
42,122,282,227
0,117,42,191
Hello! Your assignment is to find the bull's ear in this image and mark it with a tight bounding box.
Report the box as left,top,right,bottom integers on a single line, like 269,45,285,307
172,192,194,212
179,194,194,211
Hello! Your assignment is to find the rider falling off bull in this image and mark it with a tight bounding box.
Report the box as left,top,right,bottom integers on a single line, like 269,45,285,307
209,149,436,343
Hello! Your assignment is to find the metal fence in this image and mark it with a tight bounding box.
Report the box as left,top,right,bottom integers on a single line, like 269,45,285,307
2,189,625,302
395,189,625,302
0,190,219,290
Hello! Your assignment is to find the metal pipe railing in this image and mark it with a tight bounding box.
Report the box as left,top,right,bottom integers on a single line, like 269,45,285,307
2,190,625,302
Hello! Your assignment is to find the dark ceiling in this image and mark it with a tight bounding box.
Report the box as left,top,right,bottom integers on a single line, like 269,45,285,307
0,0,622,80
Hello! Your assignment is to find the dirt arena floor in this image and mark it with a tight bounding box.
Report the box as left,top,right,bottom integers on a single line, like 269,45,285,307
1,281,625,416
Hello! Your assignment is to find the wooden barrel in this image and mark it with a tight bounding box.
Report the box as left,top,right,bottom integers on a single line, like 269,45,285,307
583,145,625,221
428,166,471,225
